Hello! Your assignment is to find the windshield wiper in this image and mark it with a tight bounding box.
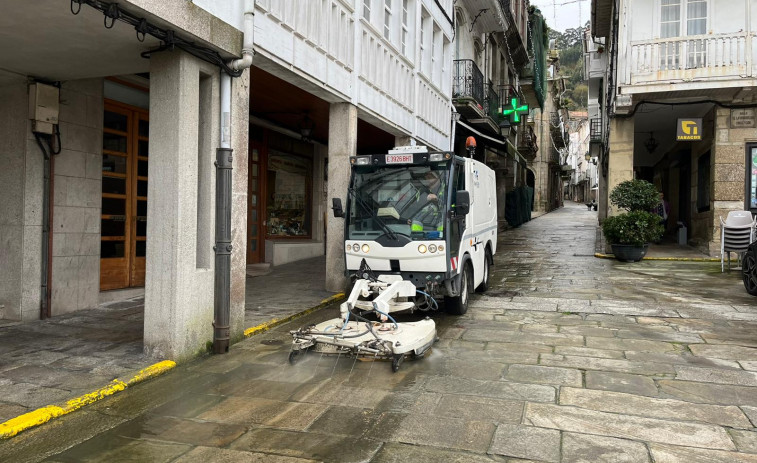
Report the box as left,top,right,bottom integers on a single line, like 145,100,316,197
347,187,398,241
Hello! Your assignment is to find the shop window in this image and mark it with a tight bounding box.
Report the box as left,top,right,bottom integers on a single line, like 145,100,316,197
748,144,757,212
696,151,710,212
266,151,312,238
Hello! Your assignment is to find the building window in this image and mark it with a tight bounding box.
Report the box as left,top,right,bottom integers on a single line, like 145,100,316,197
748,144,757,212
660,0,681,38
696,151,711,213
363,0,371,21
660,0,708,69
266,151,312,238
384,0,392,40
401,0,409,55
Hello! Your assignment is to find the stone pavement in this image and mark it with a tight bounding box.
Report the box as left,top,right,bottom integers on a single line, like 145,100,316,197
4,201,757,462
0,256,337,424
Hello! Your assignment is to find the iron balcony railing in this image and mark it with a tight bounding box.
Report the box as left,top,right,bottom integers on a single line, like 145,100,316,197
453,59,484,106
485,80,499,119
590,118,602,143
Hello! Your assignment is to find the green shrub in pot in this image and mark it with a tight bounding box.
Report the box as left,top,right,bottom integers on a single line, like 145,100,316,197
602,179,664,261
602,210,664,246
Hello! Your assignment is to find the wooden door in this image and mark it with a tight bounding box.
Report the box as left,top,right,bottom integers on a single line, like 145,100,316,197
100,101,148,290
247,144,266,263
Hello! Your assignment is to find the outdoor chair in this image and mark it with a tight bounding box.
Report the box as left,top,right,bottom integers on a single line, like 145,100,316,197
720,211,757,272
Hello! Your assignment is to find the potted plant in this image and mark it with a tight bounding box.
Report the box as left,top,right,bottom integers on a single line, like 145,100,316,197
601,179,664,262
597,45,605,54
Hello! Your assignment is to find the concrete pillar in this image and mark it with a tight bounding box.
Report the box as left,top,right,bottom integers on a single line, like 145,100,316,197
52,79,103,315
325,103,357,292
0,80,41,321
606,117,635,216
229,68,250,343
145,50,225,360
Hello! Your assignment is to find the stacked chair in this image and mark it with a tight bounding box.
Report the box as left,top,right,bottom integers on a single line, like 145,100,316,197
720,211,757,272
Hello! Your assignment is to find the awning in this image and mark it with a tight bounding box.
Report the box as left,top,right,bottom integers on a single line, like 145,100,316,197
457,120,526,164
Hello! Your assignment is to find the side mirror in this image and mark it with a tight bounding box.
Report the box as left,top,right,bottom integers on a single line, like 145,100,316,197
455,190,470,216
332,197,344,218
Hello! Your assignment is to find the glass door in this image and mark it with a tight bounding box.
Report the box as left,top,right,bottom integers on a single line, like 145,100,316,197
100,101,148,290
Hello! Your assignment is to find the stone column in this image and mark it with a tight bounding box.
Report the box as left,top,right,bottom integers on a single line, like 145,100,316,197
709,107,748,255
325,103,357,292
606,117,635,216
0,80,40,321
144,50,223,360
229,69,250,343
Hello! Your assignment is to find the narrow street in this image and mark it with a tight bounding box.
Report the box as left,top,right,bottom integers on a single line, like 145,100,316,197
3,203,757,462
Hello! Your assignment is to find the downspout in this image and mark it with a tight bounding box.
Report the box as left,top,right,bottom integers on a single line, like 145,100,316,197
213,0,255,354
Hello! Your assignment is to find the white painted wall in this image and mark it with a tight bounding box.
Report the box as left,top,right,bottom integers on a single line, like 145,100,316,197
246,0,453,150
619,0,757,88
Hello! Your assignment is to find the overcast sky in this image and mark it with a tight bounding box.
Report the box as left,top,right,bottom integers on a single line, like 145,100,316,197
529,0,590,33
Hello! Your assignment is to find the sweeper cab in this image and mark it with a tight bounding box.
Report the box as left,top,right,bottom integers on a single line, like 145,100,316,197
289,137,497,371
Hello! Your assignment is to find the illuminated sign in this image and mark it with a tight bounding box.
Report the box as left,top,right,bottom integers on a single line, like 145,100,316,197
502,98,529,123
677,118,703,141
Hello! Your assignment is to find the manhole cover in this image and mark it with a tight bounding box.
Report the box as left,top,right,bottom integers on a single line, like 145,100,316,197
261,339,284,345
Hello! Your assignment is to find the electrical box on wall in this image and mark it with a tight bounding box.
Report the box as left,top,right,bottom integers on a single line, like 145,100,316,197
29,83,59,135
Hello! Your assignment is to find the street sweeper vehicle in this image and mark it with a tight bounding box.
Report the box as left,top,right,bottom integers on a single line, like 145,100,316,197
290,138,497,371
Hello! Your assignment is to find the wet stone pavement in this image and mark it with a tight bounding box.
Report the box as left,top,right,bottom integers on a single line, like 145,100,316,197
4,202,757,462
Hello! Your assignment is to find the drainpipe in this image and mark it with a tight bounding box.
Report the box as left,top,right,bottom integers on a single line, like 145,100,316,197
213,0,255,354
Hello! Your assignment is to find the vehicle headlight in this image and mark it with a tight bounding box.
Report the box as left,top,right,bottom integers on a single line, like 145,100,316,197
346,244,351,252
361,244,370,253
428,244,437,253
418,244,427,254
438,245,445,252
352,243,360,252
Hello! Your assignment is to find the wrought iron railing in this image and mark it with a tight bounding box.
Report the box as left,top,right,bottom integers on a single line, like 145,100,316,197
590,118,602,143
485,81,499,119
452,59,484,106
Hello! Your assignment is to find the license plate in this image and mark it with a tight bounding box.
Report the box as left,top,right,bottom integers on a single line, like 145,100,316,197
385,154,414,164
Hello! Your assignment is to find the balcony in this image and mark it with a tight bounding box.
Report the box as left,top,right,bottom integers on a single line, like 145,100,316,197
627,32,754,90
550,112,568,148
453,60,501,133
517,124,538,161
499,0,529,67
590,118,602,143
453,59,484,105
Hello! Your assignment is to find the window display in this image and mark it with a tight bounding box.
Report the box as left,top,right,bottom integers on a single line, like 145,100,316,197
266,151,311,237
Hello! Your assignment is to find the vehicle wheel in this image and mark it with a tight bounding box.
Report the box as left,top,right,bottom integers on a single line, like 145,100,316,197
445,262,472,315
476,248,492,293
288,349,301,365
743,247,757,296
391,353,405,372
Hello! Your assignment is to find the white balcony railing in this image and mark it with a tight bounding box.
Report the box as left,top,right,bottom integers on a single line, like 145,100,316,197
628,32,753,85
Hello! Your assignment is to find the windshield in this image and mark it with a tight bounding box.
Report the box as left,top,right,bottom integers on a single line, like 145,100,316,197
347,163,449,241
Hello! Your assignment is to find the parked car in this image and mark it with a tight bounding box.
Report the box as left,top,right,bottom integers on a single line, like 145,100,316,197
744,242,757,296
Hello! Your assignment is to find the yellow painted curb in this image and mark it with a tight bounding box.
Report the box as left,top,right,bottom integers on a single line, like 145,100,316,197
244,292,346,338
0,360,176,439
595,252,720,262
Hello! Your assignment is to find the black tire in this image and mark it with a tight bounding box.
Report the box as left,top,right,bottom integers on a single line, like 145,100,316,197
476,248,492,293
288,350,301,365
743,246,757,296
445,262,472,315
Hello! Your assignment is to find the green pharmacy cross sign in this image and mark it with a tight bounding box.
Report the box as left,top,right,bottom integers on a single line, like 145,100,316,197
502,98,529,123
